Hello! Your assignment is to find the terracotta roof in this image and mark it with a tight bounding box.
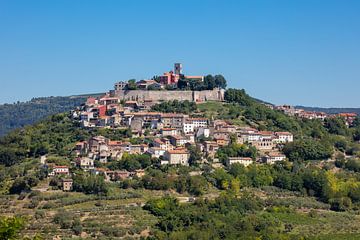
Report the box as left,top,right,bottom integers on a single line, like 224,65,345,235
109,141,123,145
275,132,292,135
187,117,208,121
162,128,176,131
268,152,286,157
167,149,189,154
259,131,273,136
161,113,185,118
229,157,253,161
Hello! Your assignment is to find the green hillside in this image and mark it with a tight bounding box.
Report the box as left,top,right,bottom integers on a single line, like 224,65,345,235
1,89,360,239
0,96,90,136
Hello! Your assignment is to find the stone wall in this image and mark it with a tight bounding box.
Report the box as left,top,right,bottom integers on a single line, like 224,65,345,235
111,89,225,102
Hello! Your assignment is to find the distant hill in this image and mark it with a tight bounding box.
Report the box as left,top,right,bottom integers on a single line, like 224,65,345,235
0,93,103,136
296,106,360,115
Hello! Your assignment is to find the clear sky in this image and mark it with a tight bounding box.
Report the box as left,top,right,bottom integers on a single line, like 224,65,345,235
0,0,359,107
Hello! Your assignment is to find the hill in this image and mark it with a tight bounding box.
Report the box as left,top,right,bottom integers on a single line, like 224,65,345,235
0,94,103,136
1,88,360,239
296,106,360,115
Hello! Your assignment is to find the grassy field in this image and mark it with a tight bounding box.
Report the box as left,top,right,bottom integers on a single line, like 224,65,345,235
0,185,160,239
3,182,360,239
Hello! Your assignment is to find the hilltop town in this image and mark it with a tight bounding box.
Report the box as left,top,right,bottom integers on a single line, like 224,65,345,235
46,64,295,188
2,64,360,239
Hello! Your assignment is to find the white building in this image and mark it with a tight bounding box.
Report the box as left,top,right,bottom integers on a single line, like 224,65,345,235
49,166,69,176
163,149,190,166
187,118,208,128
274,132,294,143
147,147,166,158
183,122,194,134
263,152,286,164
227,157,253,167
77,157,94,170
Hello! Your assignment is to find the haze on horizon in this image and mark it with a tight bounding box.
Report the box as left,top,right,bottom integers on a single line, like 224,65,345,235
0,0,359,108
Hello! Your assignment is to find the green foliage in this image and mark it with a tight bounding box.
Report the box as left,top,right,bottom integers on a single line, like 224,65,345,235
324,117,349,136
224,88,253,106
151,100,197,114
0,96,86,136
176,74,227,91
344,159,360,172
72,173,108,195
144,194,290,239
0,113,90,166
126,79,137,90
282,139,333,161
9,175,39,194
108,153,152,171
0,216,25,240
94,128,132,140
217,143,257,164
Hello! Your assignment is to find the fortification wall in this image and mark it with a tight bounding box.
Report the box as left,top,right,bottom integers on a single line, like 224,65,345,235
112,89,224,102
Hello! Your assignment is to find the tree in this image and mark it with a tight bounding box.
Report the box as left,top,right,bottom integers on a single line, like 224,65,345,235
0,216,25,240
72,173,108,195
126,79,137,90
282,139,333,161
9,176,39,194
204,75,216,90
214,74,227,89
187,175,208,196
324,117,348,136
187,145,202,165
224,89,253,106
177,78,188,90
0,147,26,167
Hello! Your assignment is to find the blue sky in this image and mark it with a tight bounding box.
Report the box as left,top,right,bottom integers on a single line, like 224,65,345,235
0,0,359,107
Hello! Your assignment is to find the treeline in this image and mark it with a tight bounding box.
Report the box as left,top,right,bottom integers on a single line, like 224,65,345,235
0,113,90,167
144,194,292,239
176,74,227,91
151,100,197,114
0,96,87,136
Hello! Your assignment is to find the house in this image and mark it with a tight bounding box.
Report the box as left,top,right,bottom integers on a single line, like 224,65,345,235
163,149,190,166
106,170,130,181
169,135,189,147
136,80,157,89
252,138,274,150
49,166,69,176
183,121,194,134
213,131,230,141
86,97,97,106
158,71,180,85
161,128,178,137
161,113,187,129
186,118,208,128
240,132,262,142
274,132,294,143
124,101,139,110
147,82,164,90
77,157,94,170
153,138,172,150
203,141,219,158
62,179,73,191
214,138,229,146
98,97,119,106
114,81,128,90
227,157,253,167
74,141,88,156
196,127,210,138
263,152,286,164
147,147,166,158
